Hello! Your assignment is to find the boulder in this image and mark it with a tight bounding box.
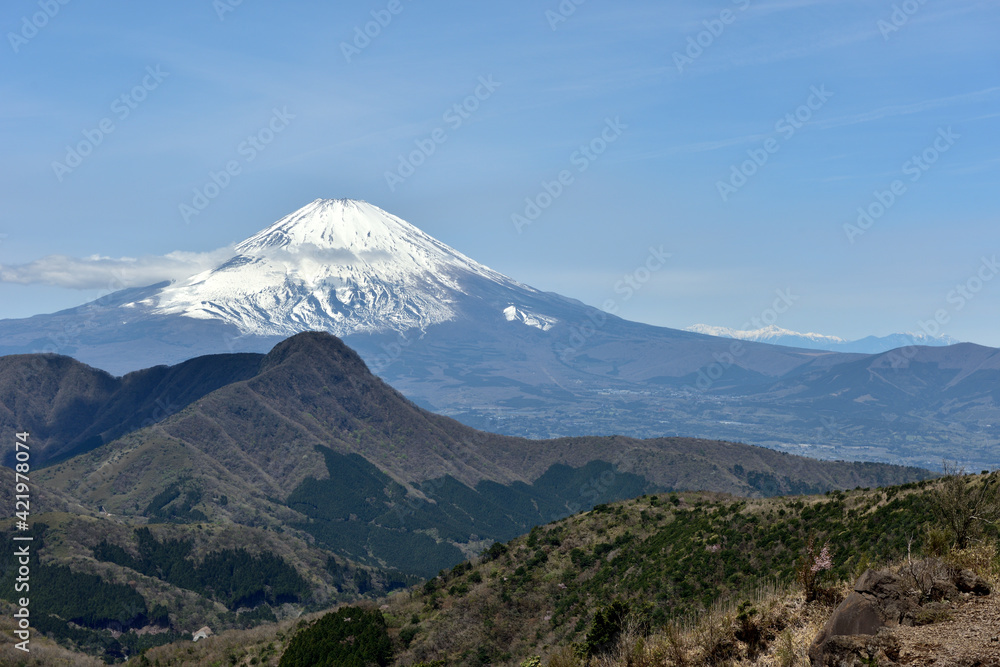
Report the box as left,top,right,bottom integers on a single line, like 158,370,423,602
809,593,884,665
814,629,900,667
954,568,991,596
810,558,991,666
852,568,919,624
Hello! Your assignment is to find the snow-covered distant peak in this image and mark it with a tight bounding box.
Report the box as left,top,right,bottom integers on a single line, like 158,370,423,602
686,324,845,345
896,331,962,345
686,323,961,353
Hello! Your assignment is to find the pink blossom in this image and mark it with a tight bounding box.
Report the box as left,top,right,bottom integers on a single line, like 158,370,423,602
810,544,832,573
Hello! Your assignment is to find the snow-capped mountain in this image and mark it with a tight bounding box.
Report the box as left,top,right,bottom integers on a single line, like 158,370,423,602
684,324,959,353
0,198,588,375
145,199,544,337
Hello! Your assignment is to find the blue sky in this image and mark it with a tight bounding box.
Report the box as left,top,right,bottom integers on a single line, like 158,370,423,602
1,0,998,345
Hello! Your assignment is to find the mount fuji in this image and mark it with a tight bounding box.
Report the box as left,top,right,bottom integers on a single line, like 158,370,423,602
0,199,584,372
148,199,555,338
2,198,999,469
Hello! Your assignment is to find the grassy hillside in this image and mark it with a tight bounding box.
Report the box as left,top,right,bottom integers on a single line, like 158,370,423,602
85,471,999,667
380,480,947,665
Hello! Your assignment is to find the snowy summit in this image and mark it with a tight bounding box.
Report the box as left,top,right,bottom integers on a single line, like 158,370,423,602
145,199,531,336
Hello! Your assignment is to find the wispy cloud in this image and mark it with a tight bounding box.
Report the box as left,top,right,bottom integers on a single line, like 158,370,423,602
815,87,1000,130
0,247,234,289
631,86,1000,163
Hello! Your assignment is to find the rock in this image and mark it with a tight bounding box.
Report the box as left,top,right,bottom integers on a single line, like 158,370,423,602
809,593,883,666
815,629,900,667
826,592,885,637
955,569,991,596
853,566,919,625
810,558,993,666
854,568,903,597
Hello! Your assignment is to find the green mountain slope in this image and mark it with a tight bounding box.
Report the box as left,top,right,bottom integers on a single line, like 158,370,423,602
382,480,947,665
28,333,929,578
103,472,998,667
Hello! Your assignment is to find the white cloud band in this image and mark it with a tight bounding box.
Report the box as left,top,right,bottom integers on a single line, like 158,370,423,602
0,247,235,290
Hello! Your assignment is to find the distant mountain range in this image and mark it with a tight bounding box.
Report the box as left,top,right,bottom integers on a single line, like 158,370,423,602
0,332,931,662
6,334,929,569
684,324,960,354
1,199,998,469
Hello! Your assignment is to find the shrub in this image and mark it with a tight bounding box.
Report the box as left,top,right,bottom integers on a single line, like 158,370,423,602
796,539,833,603
279,606,392,667
932,468,1000,549
695,613,737,665
398,625,419,648
583,599,631,656
945,542,999,581
481,541,508,563
735,601,764,659
923,526,951,557
774,629,795,667
546,646,582,667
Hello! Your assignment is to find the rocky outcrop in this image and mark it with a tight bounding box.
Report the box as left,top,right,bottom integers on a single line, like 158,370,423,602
810,559,991,666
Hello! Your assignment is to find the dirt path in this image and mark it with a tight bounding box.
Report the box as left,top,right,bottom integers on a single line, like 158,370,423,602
893,591,1000,666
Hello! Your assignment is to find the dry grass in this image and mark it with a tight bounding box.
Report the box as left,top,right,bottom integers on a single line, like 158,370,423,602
559,578,847,667
566,536,1000,667
944,542,1000,583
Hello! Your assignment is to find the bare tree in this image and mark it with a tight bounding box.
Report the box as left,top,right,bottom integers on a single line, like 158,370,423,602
932,464,1000,549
